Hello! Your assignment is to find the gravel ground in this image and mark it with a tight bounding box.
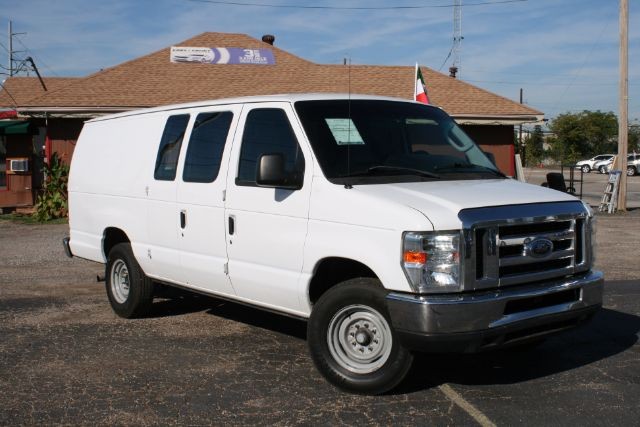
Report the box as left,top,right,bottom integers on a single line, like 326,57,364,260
0,210,639,426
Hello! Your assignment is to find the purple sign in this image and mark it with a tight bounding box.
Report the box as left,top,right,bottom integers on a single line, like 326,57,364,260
170,47,276,65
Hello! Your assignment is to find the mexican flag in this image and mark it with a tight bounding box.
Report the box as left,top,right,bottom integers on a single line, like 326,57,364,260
414,63,430,104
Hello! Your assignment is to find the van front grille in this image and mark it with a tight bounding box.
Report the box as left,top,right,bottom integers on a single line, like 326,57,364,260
459,202,592,291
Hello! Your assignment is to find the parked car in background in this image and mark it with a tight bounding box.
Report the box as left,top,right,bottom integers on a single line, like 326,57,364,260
604,153,640,176
575,154,614,173
595,158,614,174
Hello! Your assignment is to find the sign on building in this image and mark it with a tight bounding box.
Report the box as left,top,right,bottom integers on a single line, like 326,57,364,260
170,47,275,65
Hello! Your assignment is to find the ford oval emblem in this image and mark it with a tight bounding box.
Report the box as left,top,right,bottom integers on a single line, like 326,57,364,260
525,238,554,258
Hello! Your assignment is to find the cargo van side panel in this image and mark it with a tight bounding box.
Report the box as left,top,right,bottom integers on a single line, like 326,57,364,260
69,114,163,268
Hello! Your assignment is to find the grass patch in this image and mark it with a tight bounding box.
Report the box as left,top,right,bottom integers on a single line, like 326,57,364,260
0,213,68,225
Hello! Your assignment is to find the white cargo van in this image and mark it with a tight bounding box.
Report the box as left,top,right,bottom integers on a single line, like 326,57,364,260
65,94,603,394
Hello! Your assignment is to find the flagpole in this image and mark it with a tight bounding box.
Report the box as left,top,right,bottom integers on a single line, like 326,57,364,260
414,63,419,101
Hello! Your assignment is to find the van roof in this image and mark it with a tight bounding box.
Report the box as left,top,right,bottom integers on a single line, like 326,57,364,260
86,93,426,122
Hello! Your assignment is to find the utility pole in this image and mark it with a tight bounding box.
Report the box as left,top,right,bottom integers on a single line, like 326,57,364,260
617,0,628,211
6,20,27,77
519,88,525,167
8,20,12,76
450,0,462,78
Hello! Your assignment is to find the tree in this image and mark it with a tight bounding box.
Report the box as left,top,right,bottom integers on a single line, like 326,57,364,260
548,110,618,163
33,153,69,221
524,125,545,166
629,122,640,153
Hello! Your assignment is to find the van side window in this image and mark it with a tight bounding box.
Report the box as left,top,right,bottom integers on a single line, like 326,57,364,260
237,109,305,186
183,111,233,183
154,114,190,181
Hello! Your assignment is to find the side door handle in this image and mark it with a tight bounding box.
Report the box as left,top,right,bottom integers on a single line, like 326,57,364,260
228,215,235,235
180,210,186,229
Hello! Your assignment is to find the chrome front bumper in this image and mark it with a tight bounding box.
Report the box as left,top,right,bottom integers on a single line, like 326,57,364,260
385,270,604,352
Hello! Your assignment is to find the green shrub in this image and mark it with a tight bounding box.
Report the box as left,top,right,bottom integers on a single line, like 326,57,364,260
34,153,69,221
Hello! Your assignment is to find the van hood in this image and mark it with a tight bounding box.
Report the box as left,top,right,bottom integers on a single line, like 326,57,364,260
355,178,579,230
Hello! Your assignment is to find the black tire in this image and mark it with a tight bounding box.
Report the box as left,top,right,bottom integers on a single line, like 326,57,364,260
627,166,636,176
599,165,607,174
307,278,413,395
105,243,154,318
581,165,590,173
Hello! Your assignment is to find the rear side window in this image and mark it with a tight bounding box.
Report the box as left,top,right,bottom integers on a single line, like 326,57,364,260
154,114,190,181
183,111,233,183
237,109,304,185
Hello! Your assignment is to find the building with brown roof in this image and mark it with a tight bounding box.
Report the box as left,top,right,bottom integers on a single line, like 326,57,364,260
0,31,542,209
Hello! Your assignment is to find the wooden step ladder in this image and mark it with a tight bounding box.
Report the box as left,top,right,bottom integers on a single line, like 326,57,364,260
599,171,622,213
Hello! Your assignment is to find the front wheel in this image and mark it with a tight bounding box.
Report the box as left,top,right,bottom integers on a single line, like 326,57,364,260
106,243,154,318
627,166,636,176
307,278,413,395
581,165,591,173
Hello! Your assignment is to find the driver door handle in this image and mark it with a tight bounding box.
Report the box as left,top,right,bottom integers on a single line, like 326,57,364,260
228,216,235,235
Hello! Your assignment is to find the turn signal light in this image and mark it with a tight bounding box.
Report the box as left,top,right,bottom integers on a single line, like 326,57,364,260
404,251,427,264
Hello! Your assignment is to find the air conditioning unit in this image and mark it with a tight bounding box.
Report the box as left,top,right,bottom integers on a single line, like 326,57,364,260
9,158,29,173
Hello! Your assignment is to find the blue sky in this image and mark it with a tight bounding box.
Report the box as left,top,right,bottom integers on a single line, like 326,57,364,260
1,0,638,122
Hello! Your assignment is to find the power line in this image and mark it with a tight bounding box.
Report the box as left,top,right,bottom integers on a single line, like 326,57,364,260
0,80,20,108
464,68,600,77
13,36,59,77
187,0,527,10
463,78,638,86
438,45,454,71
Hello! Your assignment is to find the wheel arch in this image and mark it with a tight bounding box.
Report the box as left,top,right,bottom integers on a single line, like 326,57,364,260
102,227,131,260
308,257,380,306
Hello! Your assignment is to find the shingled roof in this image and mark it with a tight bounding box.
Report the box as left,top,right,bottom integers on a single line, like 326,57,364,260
0,77,76,108
2,32,542,122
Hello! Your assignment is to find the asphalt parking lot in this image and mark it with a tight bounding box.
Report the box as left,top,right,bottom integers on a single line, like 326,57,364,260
1,201,639,425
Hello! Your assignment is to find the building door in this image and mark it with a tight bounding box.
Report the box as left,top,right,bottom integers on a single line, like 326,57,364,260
0,129,35,208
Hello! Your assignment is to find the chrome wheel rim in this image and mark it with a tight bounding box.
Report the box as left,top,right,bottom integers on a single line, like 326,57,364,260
110,259,130,304
327,304,392,374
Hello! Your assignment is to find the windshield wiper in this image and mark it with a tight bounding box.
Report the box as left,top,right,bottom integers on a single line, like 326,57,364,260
435,163,506,177
366,165,441,179
340,166,441,179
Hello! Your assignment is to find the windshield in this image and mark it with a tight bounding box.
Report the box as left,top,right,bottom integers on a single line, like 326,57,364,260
294,100,502,184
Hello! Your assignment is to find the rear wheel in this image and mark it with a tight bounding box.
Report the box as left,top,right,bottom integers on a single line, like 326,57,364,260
599,165,607,174
106,243,154,318
307,278,413,395
627,166,636,176
581,165,590,173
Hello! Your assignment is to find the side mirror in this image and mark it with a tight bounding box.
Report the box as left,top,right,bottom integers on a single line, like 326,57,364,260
256,153,301,189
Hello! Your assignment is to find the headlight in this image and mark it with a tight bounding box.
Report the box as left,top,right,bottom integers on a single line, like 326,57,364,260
402,231,462,293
